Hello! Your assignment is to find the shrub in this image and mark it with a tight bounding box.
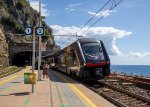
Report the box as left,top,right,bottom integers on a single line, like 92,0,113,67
45,35,50,40
17,0,27,9
12,66,18,70
8,16,16,27
2,16,16,27
0,66,19,78
45,29,50,36
15,24,24,33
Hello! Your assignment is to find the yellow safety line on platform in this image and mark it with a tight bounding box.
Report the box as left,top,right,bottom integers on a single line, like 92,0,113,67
0,66,31,86
54,72,97,107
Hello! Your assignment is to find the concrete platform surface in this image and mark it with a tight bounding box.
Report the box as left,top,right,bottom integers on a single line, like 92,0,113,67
49,69,116,107
0,67,116,107
0,67,51,107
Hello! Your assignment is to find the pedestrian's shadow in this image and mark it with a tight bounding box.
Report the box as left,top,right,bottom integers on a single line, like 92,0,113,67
9,92,30,96
0,92,31,97
0,94,9,96
11,82,22,83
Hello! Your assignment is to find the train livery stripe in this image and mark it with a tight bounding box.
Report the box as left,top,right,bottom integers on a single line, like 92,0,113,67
54,72,97,107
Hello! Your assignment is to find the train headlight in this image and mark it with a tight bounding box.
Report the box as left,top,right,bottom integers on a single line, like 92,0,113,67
107,61,110,64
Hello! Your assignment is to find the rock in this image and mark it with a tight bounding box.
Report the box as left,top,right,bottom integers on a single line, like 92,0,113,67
0,28,9,67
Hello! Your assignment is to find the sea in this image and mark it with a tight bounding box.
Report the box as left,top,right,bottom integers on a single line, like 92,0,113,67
111,65,150,77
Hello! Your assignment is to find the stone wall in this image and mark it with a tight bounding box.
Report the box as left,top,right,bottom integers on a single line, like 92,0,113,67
0,28,9,67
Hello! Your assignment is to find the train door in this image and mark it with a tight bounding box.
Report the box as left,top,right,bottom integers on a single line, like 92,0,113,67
57,54,66,72
66,47,79,76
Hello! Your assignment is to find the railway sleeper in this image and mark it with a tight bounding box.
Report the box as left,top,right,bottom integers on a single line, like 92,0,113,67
102,82,150,104
85,80,149,107
138,103,150,106
99,92,127,107
120,98,130,102
128,98,139,102
120,100,130,104
133,101,145,105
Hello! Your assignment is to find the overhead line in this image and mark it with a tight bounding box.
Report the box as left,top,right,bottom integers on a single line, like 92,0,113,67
54,0,123,48
82,0,123,34
74,0,112,36
59,0,114,48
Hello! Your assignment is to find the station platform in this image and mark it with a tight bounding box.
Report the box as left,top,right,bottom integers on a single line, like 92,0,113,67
0,67,116,107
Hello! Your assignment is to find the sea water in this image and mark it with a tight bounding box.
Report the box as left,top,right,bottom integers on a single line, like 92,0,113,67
111,65,150,77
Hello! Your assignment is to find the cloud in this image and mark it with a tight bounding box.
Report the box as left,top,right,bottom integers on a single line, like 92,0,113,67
29,1,49,17
110,55,150,65
88,10,117,17
65,3,81,12
65,8,75,12
129,51,150,57
50,25,132,55
68,3,81,7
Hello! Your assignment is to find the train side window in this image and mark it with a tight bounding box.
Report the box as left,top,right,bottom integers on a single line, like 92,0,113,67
62,55,65,64
66,53,74,66
73,51,78,66
66,50,78,66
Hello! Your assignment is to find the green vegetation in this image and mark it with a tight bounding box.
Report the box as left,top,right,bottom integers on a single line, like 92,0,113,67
15,23,24,34
17,0,29,9
42,21,53,35
0,66,22,78
43,29,51,39
45,29,50,36
8,6,15,14
2,16,24,33
2,16,16,27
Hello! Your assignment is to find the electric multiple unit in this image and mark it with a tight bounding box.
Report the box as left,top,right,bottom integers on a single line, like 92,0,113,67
44,38,110,80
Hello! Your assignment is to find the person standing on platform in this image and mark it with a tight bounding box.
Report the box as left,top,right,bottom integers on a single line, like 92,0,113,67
42,63,49,79
40,65,43,80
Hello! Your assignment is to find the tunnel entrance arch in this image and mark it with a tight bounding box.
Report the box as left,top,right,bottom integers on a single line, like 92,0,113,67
11,51,32,67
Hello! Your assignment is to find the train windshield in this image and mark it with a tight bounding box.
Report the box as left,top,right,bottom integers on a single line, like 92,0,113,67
82,42,105,61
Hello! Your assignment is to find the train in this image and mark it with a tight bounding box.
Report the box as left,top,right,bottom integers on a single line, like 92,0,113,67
44,38,110,80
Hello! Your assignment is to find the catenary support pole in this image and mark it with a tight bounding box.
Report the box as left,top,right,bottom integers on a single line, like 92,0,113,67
32,26,36,93
38,0,42,81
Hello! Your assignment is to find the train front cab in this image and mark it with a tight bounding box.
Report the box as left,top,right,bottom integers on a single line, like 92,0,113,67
77,39,110,80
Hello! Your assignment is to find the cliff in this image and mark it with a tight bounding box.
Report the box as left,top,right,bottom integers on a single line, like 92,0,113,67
0,0,57,67
0,28,9,66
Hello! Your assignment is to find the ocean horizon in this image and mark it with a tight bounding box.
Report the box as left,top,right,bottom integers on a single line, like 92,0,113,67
111,65,150,77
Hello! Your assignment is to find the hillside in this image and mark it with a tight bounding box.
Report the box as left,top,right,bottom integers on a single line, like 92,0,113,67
0,0,57,67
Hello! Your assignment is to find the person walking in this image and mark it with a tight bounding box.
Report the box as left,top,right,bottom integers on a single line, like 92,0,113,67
42,63,49,79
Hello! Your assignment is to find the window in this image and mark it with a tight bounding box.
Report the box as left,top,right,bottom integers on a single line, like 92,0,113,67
82,42,105,61
66,51,78,67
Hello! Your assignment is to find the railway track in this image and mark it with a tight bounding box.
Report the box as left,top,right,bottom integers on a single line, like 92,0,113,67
100,79,150,102
84,79,150,107
53,69,150,107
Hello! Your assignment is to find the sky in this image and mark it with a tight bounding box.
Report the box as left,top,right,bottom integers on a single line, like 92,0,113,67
28,0,150,65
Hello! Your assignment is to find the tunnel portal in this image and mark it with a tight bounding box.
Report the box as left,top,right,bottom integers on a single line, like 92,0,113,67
11,51,32,67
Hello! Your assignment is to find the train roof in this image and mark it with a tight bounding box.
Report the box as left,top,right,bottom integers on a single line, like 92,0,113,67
77,38,99,43
42,38,101,59
42,52,55,59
